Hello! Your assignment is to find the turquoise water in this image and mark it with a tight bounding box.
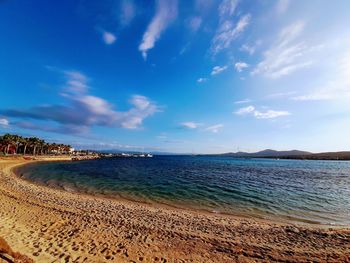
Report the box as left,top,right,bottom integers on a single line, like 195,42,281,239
16,156,350,225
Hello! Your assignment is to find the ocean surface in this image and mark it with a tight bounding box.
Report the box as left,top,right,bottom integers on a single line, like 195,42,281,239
15,156,350,225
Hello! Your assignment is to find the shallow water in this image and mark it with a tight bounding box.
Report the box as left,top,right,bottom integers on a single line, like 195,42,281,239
16,156,350,225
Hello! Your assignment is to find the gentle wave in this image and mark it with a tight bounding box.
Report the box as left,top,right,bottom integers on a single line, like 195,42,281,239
15,156,350,225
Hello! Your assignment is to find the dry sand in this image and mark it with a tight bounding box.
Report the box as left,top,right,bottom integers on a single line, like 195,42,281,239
0,157,349,262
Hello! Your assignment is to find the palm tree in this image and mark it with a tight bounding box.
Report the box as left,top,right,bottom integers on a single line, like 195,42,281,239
2,134,15,155
28,137,40,156
43,142,50,155
21,137,30,155
0,135,4,154
0,133,74,156
38,139,46,155
12,134,23,154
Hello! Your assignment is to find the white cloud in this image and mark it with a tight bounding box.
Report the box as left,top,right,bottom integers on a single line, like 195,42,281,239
211,65,228,75
211,14,251,55
235,99,251,104
240,44,255,55
139,0,178,59
3,71,159,133
188,16,202,32
120,0,136,26
265,91,296,99
240,40,262,55
276,0,290,15
180,122,201,129
234,62,249,72
197,77,207,83
120,95,159,129
252,21,319,79
211,1,252,55
235,105,255,115
218,0,239,18
0,118,9,126
235,105,290,119
102,31,117,45
254,110,290,119
64,70,89,93
205,124,223,133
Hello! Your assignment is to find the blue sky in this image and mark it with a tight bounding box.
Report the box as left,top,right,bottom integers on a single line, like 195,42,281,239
1,0,350,153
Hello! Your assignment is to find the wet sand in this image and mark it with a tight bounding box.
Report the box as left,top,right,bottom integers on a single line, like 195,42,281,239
0,157,349,262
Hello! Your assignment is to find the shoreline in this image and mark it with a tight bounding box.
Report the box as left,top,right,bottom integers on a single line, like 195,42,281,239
12,159,294,229
0,157,349,262
13,158,349,228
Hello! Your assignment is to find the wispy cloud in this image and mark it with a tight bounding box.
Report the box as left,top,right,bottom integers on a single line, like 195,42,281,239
235,99,251,104
139,0,178,59
120,0,136,26
234,62,249,72
211,65,228,75
252,21,319,79
2,71,159,134
240,44,255,55
235,105,255,115
254,110,290,119
197,77,207,83
240,40,262,55
205,124,223,133
265,91,296,99
218,0,239,18
211,13,251,55
180,122,201,129
235,105,290,119
102,31,117,45
187,16,202,32
0,118,9,127
83,0,136,44
63,70,89,93
276,0,290,15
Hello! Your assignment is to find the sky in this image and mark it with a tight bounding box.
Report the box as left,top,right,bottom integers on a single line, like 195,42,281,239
1,0,350,153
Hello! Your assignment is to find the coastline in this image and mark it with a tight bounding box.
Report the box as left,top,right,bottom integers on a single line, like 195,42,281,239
13,159,348,227
0,157,349,262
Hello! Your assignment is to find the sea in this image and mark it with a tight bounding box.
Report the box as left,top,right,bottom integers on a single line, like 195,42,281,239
15,156,350,225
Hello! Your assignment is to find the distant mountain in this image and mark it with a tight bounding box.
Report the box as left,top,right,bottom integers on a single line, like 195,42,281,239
301,151,350,160
216,149,312,158
94,149,350,160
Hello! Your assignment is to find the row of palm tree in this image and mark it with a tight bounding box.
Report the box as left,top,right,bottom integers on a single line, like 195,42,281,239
0,133,72,156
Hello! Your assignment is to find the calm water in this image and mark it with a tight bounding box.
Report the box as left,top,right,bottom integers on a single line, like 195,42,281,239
15,156,350,225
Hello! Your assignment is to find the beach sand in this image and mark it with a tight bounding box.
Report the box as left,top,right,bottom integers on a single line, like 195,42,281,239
0,157,349,262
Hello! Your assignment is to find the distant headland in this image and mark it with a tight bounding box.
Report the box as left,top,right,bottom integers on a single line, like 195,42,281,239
204,149,350,160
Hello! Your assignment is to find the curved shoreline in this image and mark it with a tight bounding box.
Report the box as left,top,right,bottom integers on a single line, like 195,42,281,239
11,160,281,225
13,158,348,227
0,157,350,262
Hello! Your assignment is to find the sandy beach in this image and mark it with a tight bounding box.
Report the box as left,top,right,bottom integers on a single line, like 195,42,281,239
0,157,349,262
